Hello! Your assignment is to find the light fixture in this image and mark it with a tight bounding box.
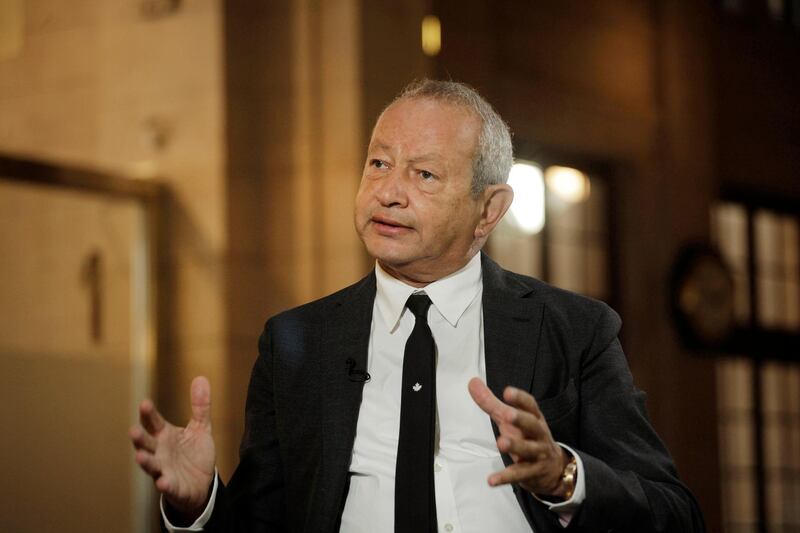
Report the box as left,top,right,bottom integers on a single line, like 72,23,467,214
421,15,441,56
544,165,590,203
507,162,545,234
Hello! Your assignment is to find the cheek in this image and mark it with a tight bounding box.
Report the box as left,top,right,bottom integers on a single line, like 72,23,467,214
354,187,371,221
419,206,459,242
441,201,479,236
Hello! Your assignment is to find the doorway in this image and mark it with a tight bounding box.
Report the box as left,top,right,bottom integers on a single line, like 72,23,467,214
0,156,160,533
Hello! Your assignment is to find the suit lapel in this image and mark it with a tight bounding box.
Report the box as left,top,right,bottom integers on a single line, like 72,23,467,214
481,253,545,403
317,272,376,530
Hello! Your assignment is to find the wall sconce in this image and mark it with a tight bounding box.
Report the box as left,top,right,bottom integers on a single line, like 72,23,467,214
507,162,545,234
544,165,591,204
421,15,441,56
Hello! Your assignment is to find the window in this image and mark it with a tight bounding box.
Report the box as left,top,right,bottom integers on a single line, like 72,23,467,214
712,201,800,533
488,161,611,302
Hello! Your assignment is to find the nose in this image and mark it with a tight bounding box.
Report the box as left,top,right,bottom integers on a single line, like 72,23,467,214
375,167,408,208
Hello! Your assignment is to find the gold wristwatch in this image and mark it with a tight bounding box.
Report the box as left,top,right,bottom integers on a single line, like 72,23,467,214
561,454,578,500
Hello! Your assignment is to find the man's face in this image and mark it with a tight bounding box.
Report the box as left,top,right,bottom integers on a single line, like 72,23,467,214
354,97,485,285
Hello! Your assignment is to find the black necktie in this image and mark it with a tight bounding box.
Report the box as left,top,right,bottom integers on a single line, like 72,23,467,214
395,293,437,533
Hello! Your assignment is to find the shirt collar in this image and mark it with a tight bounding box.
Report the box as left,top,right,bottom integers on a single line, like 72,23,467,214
374,253,482,332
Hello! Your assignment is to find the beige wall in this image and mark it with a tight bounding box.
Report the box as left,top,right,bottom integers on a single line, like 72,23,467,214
0,0,233,491
0,180,145,532
0,0,371,484
222,0,368,471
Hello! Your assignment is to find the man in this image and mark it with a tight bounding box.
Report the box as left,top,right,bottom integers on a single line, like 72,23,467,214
130,80,705,532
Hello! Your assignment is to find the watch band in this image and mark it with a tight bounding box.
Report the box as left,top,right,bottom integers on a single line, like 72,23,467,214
561,454,578,500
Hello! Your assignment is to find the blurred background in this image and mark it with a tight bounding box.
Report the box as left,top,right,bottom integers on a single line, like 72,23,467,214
0,0,798,532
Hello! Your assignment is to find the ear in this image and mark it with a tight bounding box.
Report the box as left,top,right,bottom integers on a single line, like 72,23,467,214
474,184,514,239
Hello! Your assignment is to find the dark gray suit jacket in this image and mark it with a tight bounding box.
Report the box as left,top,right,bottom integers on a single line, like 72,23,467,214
200,253,705,532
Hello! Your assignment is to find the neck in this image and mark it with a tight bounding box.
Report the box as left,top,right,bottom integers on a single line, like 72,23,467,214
377,252,480,288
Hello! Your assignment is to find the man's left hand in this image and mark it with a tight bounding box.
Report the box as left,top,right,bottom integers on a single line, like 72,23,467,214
468,377,571,499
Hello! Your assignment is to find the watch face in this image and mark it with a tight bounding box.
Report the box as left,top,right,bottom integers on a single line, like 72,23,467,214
672,245,736,348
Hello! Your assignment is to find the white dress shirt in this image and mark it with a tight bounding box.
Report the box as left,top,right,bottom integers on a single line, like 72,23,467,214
340,254,583,532
164,253,584,531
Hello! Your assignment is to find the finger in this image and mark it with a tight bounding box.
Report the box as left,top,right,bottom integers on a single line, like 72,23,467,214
155,474,173,494
468,377,516,424
488,461,542,487
506,409,547,440
503,386,543,419
139,399,166,435
497,434,548,460
135,449,162,478
129,425,158,453
190,376,212,427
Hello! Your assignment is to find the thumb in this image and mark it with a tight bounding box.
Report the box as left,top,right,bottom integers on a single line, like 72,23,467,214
190,376,212,427
468,377,497,415
468,377,510,425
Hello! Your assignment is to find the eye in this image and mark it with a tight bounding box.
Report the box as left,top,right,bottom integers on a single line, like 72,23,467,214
370,159,388,169
420,170,436,181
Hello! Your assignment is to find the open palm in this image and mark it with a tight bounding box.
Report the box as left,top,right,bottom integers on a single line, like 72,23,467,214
130,376,216,519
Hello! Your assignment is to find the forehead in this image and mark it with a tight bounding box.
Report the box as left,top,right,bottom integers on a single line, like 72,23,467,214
370,98,480,161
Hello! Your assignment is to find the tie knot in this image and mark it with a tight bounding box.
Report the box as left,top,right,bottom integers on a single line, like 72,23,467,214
406,293,432,321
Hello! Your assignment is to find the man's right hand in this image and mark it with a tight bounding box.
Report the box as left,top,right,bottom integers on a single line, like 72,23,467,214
129,376,216,522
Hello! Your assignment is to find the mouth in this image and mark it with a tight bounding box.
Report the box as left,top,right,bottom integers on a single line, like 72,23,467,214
370,215,412,235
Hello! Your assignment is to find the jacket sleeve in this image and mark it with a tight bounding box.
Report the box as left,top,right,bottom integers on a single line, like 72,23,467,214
557,305,705,532
201,321,287,533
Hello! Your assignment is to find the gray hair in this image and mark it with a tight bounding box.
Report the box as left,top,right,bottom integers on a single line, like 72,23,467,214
390,79,513,195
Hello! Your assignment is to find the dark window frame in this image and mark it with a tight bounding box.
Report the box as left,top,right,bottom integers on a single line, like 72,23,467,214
716,187,800,533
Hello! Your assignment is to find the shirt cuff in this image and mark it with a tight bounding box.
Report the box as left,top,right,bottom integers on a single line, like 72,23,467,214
161,470,219,532
533,444,585,527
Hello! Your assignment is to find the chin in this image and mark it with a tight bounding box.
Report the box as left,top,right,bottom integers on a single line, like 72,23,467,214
359,230,400,259
367,247,411,266
362,241,410,267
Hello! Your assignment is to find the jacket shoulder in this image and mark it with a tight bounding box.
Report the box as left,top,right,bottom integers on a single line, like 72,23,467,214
529,274,617,324
265,271,376,329
487,258,621,344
